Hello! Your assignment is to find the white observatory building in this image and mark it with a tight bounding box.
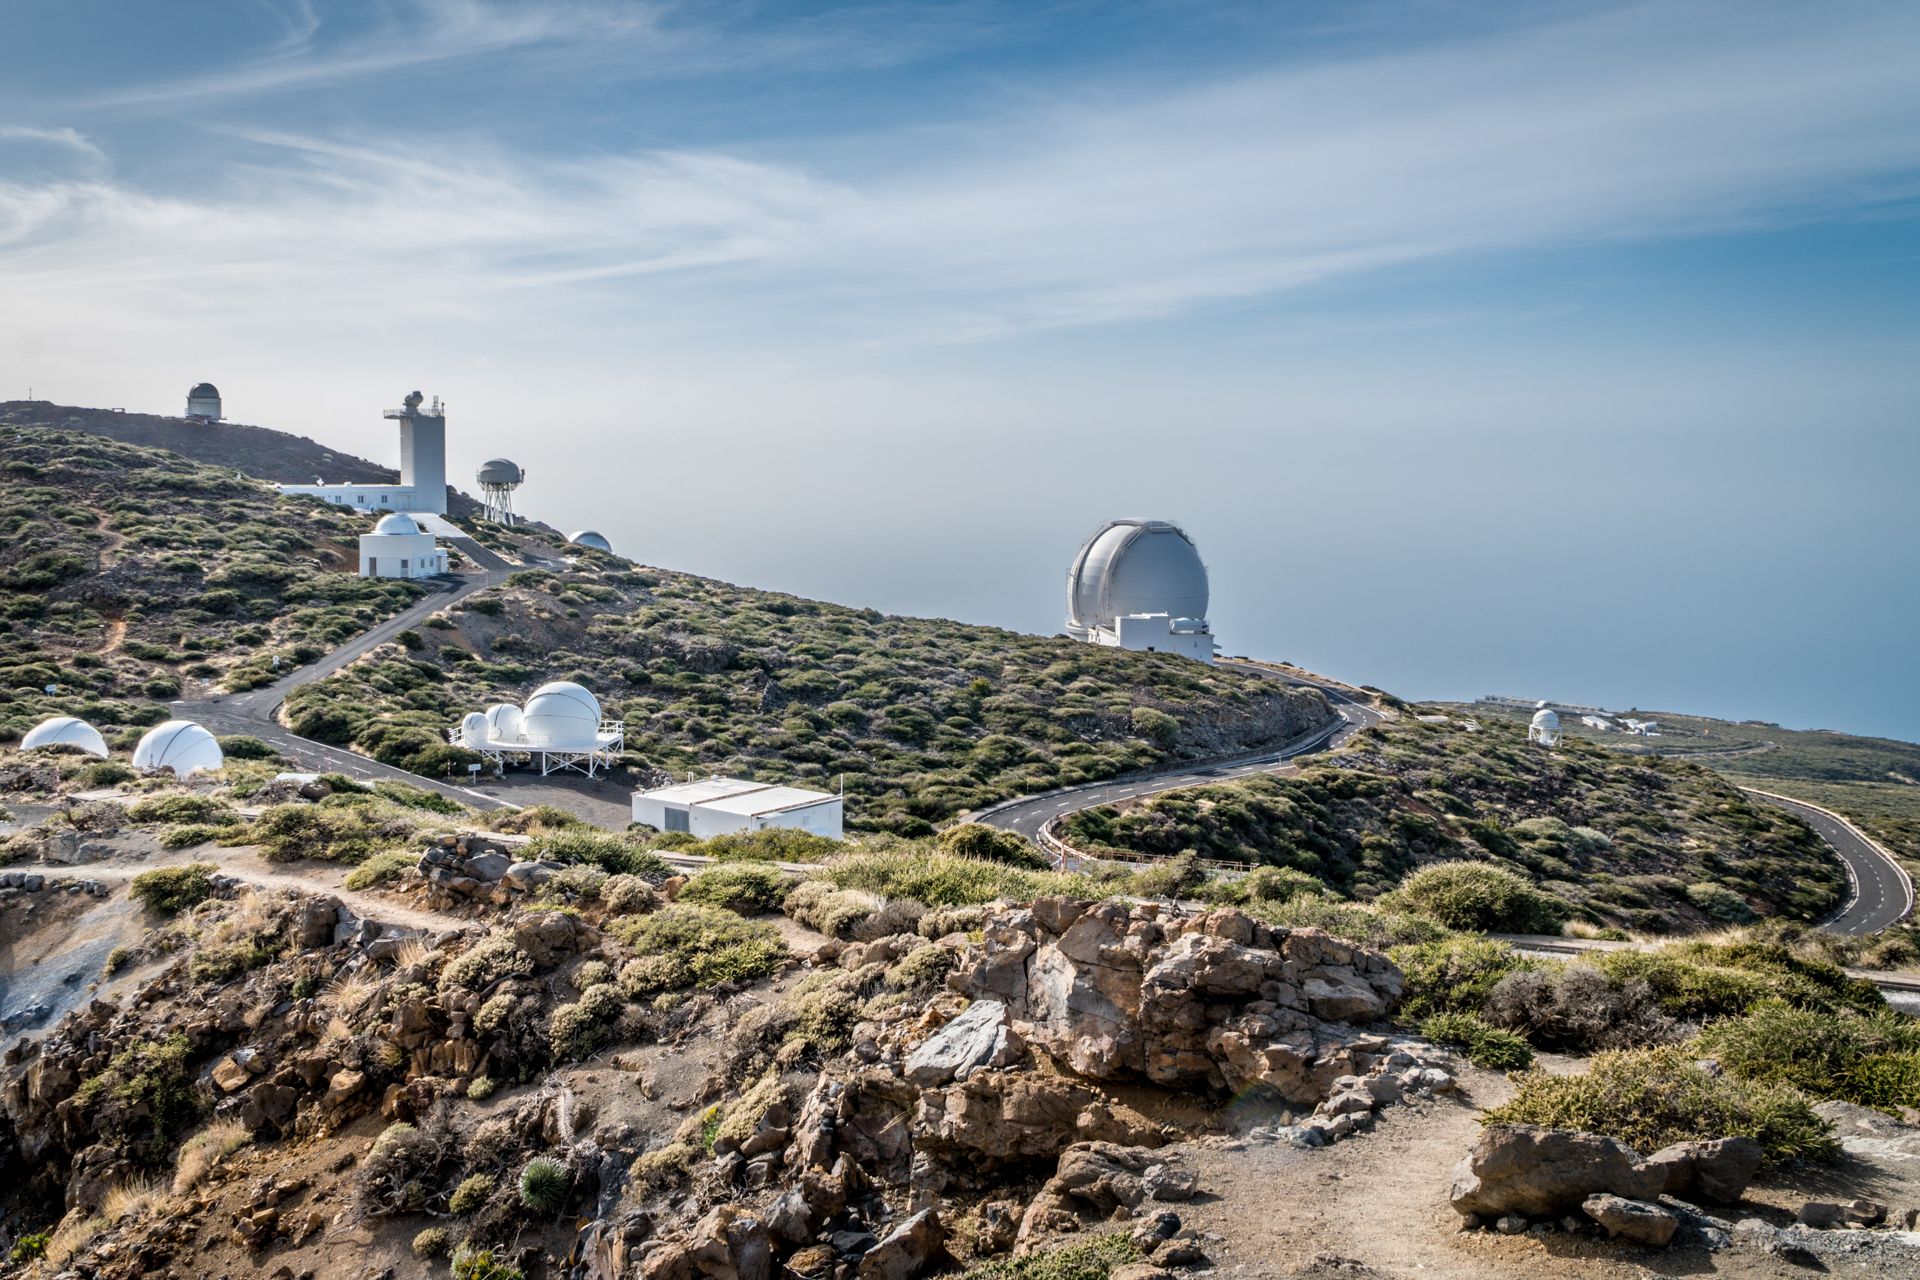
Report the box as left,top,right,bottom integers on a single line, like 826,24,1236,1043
569,530,613,554
1065,519,1215,662
477,458,523,525
449,681,625,777
1528,702,1562,747
278,390,449,516
358,512,448,579
133,720,225,776
186,383,223,421
633,777,844,840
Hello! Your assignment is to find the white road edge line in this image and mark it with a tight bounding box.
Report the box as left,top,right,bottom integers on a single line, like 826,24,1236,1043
1742,786,1916,927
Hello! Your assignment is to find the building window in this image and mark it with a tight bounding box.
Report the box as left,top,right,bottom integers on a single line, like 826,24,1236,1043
399,559,408,572
381,494,389,504
357,494,366,503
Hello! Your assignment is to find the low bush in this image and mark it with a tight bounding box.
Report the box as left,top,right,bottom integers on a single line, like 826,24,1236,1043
1420,1011,1534,1070
817,845,1081,906
215,735,281,761
439,933,537,993
677,862,792,913
935,822,1052,870
160,824,225,850
449,1171,495,1215
1379,862,1569,934
525,829,670,879
413,1226,449,1259
1485,1046,1838,1164
962,1231,1140,1280
171,1119,251,1193
601,874,660,915
72,1032,199,1152
519,1155,570,1214
1391,936,1535,1021
690,826,844,864
127,795,238,826
248,802,416,864
129,863,219,914
783,880,878,938
549,984,629,1061
452,1244,525,1280
1196,864,1324,908
1695,1001,1920,1110
1245,893,1451,950
343,850,418,890
1481,964,1683,1053
612,905,786,993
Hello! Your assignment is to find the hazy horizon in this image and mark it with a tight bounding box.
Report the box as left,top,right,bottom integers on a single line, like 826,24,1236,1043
5,2,1916,742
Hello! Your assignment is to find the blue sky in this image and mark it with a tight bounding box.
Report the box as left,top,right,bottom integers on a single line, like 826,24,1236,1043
4,2,1918,739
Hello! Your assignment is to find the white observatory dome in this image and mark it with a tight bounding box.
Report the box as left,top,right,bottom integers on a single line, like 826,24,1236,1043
373,512,422,536
1066,519,1209,638
484,702,526,744
568,530,613,553
458,711,490,748
1531,707,1560,731
477,458,523,486
521,681,602,749
21,715,109,758
132,720,225,776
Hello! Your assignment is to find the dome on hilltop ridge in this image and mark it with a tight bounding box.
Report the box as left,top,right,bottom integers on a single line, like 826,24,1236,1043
568,530,613,553
1065,519,1209,638
189,383,219,398
22,715,108,758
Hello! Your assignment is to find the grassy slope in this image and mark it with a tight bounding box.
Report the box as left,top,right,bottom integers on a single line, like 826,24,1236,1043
1061,712,1845,932
0,424,431,745
286,523,1335,836
1448,702,1920,878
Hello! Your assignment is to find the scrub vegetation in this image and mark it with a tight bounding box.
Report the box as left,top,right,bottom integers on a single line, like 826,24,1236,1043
0,424,429,746
285,521,1333,835
1061,714,1844,932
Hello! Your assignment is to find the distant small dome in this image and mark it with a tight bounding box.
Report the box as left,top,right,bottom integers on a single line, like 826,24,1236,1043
373,512,422,536
484,703,525,743
132,719,224,776
1531,707,1560,730
568,530,613,553
522,681,602,749
189,382,219,398
477,458,523,486
22,715,109,758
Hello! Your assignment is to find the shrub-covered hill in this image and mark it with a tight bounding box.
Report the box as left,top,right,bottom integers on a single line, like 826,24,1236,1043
1061,712,1845,932
0,425,433,745
286,548,1335,836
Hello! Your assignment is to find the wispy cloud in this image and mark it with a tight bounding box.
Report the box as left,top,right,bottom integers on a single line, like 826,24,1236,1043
0,125,107,169
6,1,1919,350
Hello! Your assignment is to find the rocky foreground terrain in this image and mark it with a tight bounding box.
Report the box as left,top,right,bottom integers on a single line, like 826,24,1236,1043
2,802,1918,1280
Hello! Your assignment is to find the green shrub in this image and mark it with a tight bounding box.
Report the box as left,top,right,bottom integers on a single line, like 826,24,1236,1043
518,1155,570,1213
1419,1011,1534,1069
818,845,1082,906
188,936,280,984
449,1172,496,1215
439,933,536,992
935,822,1051,870
525,829,670,879
691,826,843,864
1485,1046,1838,1164
601,874,660,915
1695,1001,1920,1109
1391,936,1535,1020
1380,862,1568,934
612,905,786,993
215,735,281,761
129,863,219,914
1686,881,1756,923
1247,893,1451,950
343,850,418,890
467,1075,496,1101
248,802,415,864
678,862,792,913
963,1231,1140,1280
452,1244,525,1280
127,794,237,826
412,1226,449,1258
8,1232,48,1263
549,984,628,1061
160,824,225,850
783,879,878,938
72,1032,199,1147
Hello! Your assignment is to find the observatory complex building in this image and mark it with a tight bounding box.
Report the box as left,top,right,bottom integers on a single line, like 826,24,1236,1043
1065,519,1216,662
278,391,449,515
185,382,223,421
358,512,448,579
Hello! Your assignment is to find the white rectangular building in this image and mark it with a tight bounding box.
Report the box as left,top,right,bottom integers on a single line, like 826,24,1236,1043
633,777,844,840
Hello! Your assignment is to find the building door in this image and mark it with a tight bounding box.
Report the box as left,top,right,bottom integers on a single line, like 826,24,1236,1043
368,557,378,575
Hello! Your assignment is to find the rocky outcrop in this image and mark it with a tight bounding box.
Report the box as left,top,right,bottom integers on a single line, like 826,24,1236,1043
1450,1125,1664,1218
951,899,1402,1103
1644,1136,1763,1204
418,833,569,907
1582,1193,1680,1246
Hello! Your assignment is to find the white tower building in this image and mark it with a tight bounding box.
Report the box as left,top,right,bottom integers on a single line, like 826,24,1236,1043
186,382,223,421
277,390,449,515
1528,702,1562,747
1064,519,1215,662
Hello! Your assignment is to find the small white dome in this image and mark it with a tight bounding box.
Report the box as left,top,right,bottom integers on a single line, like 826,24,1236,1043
477,458,523,486
373,512,422,536
459,711,490,748
484,702,526,743
521,681,602,749
21,716,109,758
1531,707,1560,730
568,530,613,553
132,720,225,776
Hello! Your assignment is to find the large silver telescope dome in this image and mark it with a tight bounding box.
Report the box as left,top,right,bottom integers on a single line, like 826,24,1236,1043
1066,518,1209,636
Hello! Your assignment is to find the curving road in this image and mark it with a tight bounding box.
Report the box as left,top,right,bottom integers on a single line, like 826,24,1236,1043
1740,788,1915,935
974,660,1384,843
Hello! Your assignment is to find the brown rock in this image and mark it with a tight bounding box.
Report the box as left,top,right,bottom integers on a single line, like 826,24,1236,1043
856,1209,945,1280
1582,1194,1679,1247
1449,1125,1663,1218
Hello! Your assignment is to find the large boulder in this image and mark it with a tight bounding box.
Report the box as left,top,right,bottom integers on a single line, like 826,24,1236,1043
1449,1125,1663,1218
913,1072,1163,1164
903,1001,1014,1087
856,1208,946,1280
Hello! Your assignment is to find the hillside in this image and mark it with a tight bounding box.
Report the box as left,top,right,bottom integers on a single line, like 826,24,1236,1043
286,522,1336,835
1449,702,1920,878
0,425,436,748
1060,711,1846,932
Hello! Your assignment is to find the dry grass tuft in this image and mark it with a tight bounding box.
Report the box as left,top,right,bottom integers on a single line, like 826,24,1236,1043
101,1178,170,1223
172,1119,254,1194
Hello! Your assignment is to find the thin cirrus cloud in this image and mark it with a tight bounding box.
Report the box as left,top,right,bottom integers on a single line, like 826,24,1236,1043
3,1,1919,350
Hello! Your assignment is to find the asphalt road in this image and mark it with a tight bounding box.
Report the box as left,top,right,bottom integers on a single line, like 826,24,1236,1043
975,661,1385,842
175,553,515,810
1741,788,1916,936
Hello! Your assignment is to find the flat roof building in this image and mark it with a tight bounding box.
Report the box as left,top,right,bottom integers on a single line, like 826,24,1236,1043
633,777,843,840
